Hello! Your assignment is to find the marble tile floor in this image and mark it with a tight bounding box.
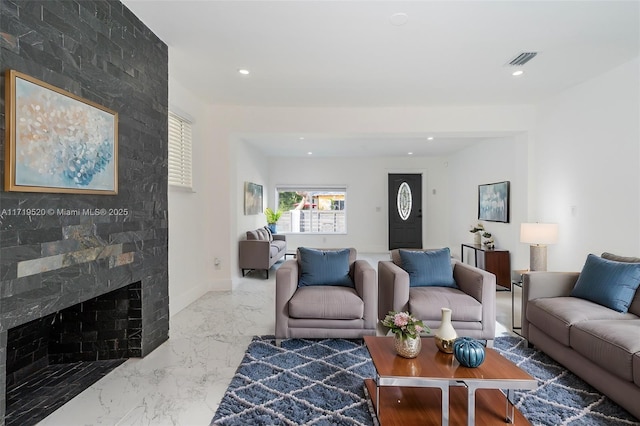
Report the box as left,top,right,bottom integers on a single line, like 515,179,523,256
38,253,518,426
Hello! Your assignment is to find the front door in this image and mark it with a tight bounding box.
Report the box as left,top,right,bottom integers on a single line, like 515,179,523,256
388,173,422,250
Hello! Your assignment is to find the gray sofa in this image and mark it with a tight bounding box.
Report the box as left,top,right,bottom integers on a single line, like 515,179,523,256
522,252,640,420
378,249,496,346
239,227,286,279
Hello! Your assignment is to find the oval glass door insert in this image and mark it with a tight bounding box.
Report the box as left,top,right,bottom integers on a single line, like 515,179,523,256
397,182,412,221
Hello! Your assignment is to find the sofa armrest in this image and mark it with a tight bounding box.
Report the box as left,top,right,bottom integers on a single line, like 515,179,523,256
521,271,580,339
273,234,286,242
275,259,299,339
377,261,410,321
453,260,496,339
238,239,271,270
354,260,377,330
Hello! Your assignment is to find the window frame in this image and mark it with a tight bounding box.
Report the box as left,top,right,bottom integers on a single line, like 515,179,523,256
168,111,193,190
275,185,347,235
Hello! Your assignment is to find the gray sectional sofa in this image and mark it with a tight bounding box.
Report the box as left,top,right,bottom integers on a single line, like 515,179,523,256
522,252,640,420
239,227,286,279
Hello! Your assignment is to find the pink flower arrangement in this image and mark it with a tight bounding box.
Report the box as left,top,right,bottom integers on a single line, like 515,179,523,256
382,311,428,339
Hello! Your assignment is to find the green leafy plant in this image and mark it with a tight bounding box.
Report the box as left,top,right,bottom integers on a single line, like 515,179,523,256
264,208,282,224
469,223,485,233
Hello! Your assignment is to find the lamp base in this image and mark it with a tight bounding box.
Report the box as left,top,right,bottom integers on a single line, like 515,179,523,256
530,245,547,271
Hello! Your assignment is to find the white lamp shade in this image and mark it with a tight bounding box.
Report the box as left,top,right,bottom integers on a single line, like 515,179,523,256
520,223,559,245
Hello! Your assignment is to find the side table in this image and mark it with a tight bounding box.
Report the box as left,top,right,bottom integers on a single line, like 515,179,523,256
511,279,523,335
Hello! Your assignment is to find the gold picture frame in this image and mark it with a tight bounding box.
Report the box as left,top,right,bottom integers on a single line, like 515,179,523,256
4,69,118,194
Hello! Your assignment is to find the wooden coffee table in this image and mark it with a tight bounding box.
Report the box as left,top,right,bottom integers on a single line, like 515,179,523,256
364,336,536,425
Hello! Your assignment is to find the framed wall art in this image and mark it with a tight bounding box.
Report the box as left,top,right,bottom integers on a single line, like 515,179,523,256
4,69,118,194
478,181,510,223
244,181,263,215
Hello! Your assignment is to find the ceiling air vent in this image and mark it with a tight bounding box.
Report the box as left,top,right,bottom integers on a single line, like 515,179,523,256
508,52,538,66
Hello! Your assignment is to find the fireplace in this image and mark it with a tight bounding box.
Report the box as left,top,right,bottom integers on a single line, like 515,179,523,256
4,283,142,425
0,1,170,424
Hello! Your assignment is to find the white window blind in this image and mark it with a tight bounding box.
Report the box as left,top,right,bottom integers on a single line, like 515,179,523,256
168,112,193,189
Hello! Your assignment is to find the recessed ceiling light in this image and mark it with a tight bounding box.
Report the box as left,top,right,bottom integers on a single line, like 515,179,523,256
427,136,434,141
408,152,413,155
238,69,250,75
307,151,313,155
390,12,409,26
299,137,305,140
512,70,524,76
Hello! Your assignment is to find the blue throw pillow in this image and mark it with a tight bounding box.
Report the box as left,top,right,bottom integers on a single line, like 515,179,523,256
399,248,457,288
298,248,354,287
570,254,640,313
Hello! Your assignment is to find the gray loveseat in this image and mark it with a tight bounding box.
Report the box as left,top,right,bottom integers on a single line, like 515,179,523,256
522,252,640,420
239,227,286,279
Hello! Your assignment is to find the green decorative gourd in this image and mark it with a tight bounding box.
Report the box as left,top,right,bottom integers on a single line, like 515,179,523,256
453,337,486,368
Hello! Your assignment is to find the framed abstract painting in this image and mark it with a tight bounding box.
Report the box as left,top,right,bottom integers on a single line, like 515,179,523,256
244,182,263,215
478,181,510,223
4,69,118,194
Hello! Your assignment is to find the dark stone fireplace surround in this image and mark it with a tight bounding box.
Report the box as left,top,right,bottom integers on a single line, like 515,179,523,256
0,1,170,424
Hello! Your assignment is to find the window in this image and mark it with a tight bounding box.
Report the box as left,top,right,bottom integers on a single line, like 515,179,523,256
168,112,193,189
275,186,347,234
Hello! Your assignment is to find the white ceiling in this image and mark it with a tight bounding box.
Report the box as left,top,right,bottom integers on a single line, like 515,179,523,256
122,0,640,157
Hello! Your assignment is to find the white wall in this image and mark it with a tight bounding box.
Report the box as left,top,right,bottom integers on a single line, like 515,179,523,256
168,76,232,315
232,138,271,280
448,134,530,269
267,156,449,253
533,58,640,271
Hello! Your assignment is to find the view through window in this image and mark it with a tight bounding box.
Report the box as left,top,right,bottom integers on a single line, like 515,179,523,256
275,187,347,233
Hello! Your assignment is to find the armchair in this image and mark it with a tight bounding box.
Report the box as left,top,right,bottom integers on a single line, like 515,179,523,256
275,247,377,342
378,248,496,346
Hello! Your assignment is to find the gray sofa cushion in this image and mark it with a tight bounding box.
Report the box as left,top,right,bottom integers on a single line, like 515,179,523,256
526,297,632,346
271,240,286,251
288,286,364,320
409,287,482,322
570,319,640,382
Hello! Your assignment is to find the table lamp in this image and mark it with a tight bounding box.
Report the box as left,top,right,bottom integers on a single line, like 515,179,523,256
520,223,558,271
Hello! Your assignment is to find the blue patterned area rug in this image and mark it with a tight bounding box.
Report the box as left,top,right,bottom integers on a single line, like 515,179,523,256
494,335,639,426
211,337,376,425
211,335,639,425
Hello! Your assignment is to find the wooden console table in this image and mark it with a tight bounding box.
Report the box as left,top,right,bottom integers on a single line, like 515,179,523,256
461,244,511,290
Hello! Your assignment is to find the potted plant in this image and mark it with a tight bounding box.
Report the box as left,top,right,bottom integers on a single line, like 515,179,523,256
264,208,282,233
382,311,429,358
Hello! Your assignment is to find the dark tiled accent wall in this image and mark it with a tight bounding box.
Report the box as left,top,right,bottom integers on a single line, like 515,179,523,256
0,1,169,424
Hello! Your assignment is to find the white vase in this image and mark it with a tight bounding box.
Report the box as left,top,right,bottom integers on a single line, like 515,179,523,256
435,307,458,353
473,232,481,245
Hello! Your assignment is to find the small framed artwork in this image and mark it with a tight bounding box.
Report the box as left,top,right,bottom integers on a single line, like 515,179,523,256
244,182,263,215
478,181,510,223
4,69,118,194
